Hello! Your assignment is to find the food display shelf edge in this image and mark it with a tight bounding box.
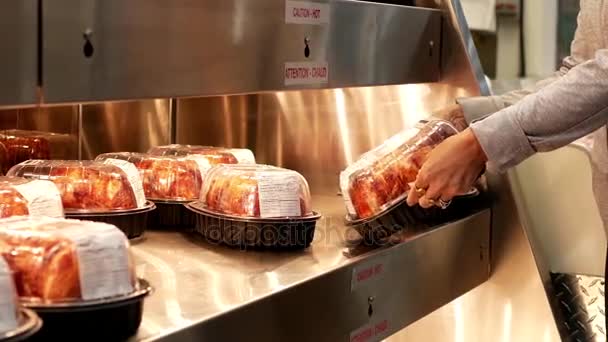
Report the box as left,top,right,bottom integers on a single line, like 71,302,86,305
131,195,491,342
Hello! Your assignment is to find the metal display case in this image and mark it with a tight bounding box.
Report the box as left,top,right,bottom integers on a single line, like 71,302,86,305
41,0,441,103
0,0,37,106
0,0,560,341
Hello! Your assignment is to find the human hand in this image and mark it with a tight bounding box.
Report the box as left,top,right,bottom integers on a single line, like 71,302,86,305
406,128,487,208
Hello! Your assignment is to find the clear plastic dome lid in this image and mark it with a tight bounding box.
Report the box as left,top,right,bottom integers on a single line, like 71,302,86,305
0,258,18,333
148,144,256,164
0,216,135,302
0,131,51,174
0,142,7,175
0,176,64,219
198,164,313,218
96,152,210,202
340,120,458,219
6,160,147,213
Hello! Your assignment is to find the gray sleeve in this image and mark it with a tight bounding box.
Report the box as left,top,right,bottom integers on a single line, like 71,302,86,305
471,49,608,172
457,61,573,124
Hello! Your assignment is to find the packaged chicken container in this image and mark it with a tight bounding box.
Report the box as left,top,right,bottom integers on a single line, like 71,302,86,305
148,144,256,164
0,258,42,341
95,152,212,229
0,143,6,176
0,132,50,175
0,177,63,219
186,164,320,249
340,120,479,243
0,216,152,341
0,258,19,334
6,160,154,239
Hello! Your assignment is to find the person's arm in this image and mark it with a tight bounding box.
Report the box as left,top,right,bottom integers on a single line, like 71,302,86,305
473,48,608,170
408,48,608,208
437,2,591,129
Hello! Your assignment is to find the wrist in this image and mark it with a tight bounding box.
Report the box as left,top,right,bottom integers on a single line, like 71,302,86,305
463,128,488,163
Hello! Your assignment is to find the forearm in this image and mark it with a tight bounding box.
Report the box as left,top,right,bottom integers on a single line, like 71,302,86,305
472,49,608,171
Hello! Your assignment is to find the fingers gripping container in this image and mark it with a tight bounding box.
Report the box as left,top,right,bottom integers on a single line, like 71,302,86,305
340,120,460,243
0,216,152,341
6,160,154,239
95,152,211,229
0,258,42,342
186,164,320,249
148,144,256,164
0,177,64,219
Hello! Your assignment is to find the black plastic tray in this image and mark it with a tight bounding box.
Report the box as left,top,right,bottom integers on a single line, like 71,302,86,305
149,200,196,230
65,201,155,239
24,278,152,342
185,203,321,250
346,189,480,244
0,309,42,342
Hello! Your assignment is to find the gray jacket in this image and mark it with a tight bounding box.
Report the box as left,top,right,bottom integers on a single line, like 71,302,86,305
459,0,608,174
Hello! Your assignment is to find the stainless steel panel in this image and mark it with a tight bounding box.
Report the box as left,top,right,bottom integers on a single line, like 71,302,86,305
0,1,38,106
132,197,490,341
42,0,440,103
80,100,171,159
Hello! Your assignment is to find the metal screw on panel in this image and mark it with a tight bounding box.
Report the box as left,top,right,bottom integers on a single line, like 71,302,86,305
368,296,374,304
429,40,434,57
304,37,311,58
82,28,94,58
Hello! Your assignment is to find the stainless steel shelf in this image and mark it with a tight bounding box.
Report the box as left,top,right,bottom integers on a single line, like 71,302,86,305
131,195,491,342
41,0,441,103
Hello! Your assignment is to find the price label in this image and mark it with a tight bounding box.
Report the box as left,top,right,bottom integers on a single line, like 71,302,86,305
284,61,329,86
350,319,390,342
285,0,330,25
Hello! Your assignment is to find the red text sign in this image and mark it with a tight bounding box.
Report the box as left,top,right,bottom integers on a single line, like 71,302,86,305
350,319,390,342
285,1,330,25
351,258,386,291
284,62,329,86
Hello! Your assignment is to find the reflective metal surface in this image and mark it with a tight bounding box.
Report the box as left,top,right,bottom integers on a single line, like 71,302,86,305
387,173,560,342
132,196,490,341
80,100,171,158
0,1,37,106
42,0,440,103
552,273,606,341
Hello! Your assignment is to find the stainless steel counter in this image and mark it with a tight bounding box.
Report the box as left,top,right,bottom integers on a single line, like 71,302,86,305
130,195,491,341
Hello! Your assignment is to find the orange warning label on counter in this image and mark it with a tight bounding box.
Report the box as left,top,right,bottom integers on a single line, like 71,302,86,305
284,62,329,86
350,319,390,342
285,0,330,25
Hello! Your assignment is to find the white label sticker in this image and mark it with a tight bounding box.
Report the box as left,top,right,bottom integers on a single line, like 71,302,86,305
62,223,133,300
185,155,212,175
229,149,256,164
285,0,330,25
13,180,64,218
257,172,301,218
284,61,329,86
350,319,390,342
0,259,17,333
102,159,147,208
